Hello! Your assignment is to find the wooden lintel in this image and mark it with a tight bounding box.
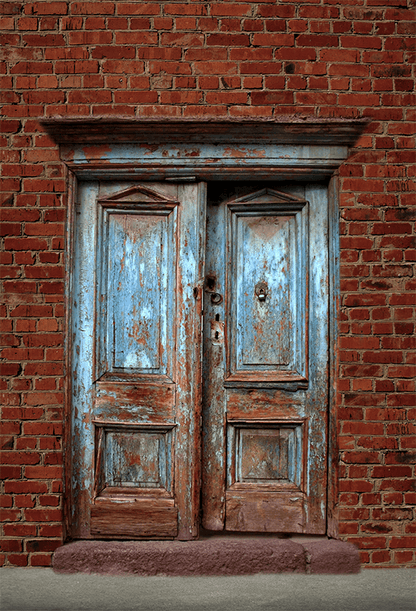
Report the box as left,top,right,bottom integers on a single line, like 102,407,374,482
40,116,369,146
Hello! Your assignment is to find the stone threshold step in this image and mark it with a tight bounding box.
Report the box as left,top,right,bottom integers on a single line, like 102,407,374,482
53,538,360,576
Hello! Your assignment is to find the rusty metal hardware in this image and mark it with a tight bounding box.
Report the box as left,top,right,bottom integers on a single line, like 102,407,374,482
255,281,268,302
211,292,223,305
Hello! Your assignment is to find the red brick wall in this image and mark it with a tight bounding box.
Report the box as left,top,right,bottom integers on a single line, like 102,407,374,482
1,0,415,568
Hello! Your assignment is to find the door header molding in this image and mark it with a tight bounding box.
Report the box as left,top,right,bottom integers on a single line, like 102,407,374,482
41,116,367,146
41,117,367,182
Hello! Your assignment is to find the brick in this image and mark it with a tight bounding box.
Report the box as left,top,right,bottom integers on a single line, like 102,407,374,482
1,348,44,361
26,539,61,552
68,31,113,45
23,392,63,406
39,525,63,537
297,34,338,47
7,554,28,567
389,294,416,306
40,438,61,451
371,550,391,563
3,523,36,537
44,452,62,466
206,92,248,104
15,495,36,508
371,466,413,478
276,48,317,61
23,422,63,436
39,494,60,506
160,33,204,48
23,34,65,46
25,2,67,15
394,551,414,563
339,508,370,521
35,379,57,391
2,452,40,465
117,3,160,15
244,19,265,32
3,408,44,421
24,266,64,279
404,492,416,505
339,523,359,535
112,91,157,104
192,62,237,76
24,508,63,522
359,435,399,450
390,537,416,549
340,338,380,350
344,295,387,307
351,537,387,550
339,480,374,493
241,62,283,75
209,4,250,17
158,90,202,104
164,4,207,16
71,3,114,14
361,523,393,535
342,422,384,435
251,92,294,105
115,32,158,45
251,34,294,46
361,493,381,505
4,237,48,251
0,494,13,508
0,390,20,404
30,553,54,566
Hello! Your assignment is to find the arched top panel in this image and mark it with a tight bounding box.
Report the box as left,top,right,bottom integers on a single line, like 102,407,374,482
98,184,179,205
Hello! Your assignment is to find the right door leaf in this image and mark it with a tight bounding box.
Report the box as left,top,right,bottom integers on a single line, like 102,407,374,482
202,185,329,534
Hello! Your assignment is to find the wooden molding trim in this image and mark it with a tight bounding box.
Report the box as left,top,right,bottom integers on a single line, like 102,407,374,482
40,116,369,146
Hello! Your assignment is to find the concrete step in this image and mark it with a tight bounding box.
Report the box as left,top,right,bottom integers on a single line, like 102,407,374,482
53,538,360,576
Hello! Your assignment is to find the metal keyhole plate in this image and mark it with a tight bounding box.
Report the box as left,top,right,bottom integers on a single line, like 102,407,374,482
255,281,268,302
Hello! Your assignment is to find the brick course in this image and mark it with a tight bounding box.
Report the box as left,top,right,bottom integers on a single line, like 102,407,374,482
1,0,415,568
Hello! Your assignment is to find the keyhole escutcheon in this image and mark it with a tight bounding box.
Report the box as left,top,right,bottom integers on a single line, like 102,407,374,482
255,281,269,302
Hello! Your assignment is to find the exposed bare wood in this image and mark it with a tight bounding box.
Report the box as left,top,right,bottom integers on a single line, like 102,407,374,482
94,383,176,424
91,500,178,538
41,117,369,146
226,490,304,533
227,390,303,421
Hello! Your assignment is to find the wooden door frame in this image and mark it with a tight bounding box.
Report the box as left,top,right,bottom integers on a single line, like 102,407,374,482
42,117,367,542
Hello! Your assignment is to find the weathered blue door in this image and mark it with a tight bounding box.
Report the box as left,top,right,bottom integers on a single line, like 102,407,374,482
71,182,206,540
71,181,329,539
201,184,329,534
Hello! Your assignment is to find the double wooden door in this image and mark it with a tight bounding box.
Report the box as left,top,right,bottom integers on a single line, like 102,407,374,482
70,180,329,539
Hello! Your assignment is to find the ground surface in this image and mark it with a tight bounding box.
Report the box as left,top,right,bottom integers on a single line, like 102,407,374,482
1,568,415,611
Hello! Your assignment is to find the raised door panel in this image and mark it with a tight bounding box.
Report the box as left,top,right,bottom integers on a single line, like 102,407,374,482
90,422,177,537
107,213,168,372
96,187,177,381
226,190,308,384
227,421,305,489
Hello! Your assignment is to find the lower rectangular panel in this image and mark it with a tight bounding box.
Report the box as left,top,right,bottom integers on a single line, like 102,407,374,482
91,498,178,538
225,490,304,533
